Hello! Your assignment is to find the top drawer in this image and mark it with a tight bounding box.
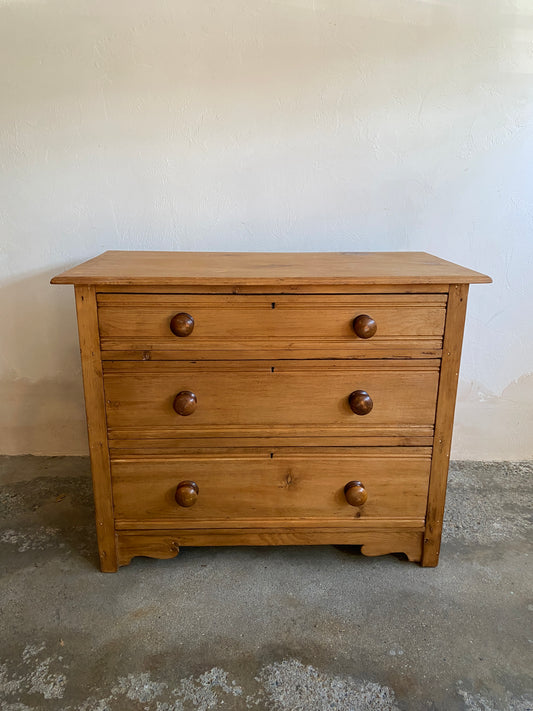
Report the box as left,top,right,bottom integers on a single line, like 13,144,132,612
98,294,446,360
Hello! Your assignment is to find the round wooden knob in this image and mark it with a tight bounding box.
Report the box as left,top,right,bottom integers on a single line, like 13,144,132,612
352,314,377,339
348,390,373,415
170,312,194,337
173,390,197,416
175,480,199,507
344,481,368,507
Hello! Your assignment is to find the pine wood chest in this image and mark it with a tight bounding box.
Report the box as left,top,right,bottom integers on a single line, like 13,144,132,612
52,251,491,571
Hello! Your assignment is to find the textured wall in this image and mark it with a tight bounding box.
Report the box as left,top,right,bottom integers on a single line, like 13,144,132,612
1,0,532,457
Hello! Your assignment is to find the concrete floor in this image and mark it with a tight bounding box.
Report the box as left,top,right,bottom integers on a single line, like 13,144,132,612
0,457,531,711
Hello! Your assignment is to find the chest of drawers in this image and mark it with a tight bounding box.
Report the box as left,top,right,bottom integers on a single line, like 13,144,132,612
52,251,490,572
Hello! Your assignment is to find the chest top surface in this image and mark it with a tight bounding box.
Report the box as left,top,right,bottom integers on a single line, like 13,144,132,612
51,251,491,286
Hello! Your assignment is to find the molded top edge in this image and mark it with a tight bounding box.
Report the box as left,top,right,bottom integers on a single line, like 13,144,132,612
51,251,492,286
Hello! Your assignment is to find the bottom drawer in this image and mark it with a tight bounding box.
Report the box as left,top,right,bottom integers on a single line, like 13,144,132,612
111,448,431,526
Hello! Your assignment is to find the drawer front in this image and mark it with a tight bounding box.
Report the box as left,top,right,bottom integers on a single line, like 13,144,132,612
98,294,446,359
111,448,431,525
104,360,439,441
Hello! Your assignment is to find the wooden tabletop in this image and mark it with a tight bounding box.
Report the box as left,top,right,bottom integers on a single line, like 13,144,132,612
51,251,491,286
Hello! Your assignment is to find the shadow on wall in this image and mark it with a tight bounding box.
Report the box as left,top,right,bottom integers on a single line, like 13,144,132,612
0,267,88,455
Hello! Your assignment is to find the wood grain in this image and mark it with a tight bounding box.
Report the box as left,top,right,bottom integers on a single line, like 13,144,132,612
116,528,424,567
117,533,179,567
361,533,423,562
110,448,431,524
51,251,492,286
100,344,444,361
114,517,425,531
97,293,446,360
52,252,490,571
103,360,440,441
422,284,469,567
96,283,451,294
108,435,435,450
74,286,117,572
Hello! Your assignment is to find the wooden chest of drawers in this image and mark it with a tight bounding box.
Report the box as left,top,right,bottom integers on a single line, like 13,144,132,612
52,251,490,571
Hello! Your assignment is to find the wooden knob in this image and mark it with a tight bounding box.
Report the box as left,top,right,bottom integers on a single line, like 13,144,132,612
352,314,377,339
344,481,368,507
348,390,373,415
170,312,194,337
173,390,197,416
175,480,199,507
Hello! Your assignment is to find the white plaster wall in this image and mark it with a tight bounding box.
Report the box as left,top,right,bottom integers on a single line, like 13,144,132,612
1,0,532,458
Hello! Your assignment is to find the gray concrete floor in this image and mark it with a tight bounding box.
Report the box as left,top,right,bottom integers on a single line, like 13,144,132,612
0,457,531,711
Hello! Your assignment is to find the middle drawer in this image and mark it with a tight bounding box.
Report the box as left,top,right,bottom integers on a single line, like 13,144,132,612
104,360,439,443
